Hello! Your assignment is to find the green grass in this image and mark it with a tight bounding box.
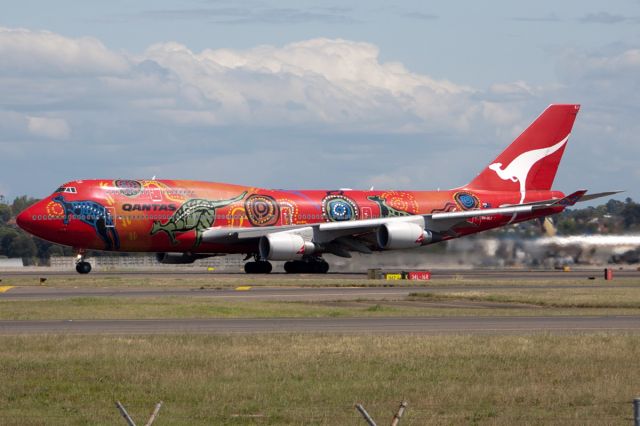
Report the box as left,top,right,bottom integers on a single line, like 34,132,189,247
3,281,640,320
2,295,640,320
3,274,640,289
411,286,640,308
0,333,638,425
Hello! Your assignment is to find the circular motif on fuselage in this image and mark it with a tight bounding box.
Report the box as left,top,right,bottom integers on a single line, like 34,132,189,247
46,200,64,217
454,192,480,210
245,194,279,226
379,191,419,215
114,180,143,197
322,195,359,222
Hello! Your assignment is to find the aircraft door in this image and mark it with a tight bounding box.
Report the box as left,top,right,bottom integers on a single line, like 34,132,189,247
105,206,116,227
281,207,292,225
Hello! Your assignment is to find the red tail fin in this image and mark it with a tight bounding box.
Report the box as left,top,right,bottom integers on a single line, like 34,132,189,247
466,104,580,203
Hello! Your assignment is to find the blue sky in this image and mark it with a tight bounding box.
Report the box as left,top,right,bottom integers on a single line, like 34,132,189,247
1,0,639,201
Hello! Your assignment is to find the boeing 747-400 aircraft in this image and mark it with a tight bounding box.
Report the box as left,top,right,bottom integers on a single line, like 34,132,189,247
16,104,617,273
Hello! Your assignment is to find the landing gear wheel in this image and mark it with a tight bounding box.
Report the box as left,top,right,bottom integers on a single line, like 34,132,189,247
244,261,272,274
315,261,329,274
284,259,329,274
284,261,300,274
75,261,92,274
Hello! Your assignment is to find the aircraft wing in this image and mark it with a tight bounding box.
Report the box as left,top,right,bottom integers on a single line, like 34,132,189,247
203,195,564,244
201,189,619,254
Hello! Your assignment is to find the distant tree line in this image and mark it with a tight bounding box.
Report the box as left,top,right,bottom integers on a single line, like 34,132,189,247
1,195,640,265
555,198,640,234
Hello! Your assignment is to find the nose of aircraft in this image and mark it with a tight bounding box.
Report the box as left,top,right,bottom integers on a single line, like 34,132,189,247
16,201,54,238
16,204,37,233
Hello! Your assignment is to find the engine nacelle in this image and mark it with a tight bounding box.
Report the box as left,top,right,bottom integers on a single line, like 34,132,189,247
259,233,317,261
155,252,207,264
376,222,432,250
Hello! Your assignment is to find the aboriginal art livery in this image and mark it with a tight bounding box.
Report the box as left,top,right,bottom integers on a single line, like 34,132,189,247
16,104,619,274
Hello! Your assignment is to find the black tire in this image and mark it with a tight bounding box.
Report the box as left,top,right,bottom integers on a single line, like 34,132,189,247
261,261,273,274
316,261,329,274
245,261,272,274
244,262,257,273
284,261,298,274
75,262,92,274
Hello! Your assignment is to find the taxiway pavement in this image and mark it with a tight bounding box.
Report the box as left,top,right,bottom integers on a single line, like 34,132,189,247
3,282,640,301
2,268,639,280
1,316,639,335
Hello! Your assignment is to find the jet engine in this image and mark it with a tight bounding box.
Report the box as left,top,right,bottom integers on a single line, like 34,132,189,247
376,222,432,250
259,233,317,261
155,252,210,264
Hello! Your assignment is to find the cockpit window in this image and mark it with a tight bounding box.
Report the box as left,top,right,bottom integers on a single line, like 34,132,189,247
54,187,77,194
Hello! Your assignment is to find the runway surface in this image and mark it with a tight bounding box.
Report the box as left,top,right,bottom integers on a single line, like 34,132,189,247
3,268,639,280
1,316,639,335
3,282,640,301
2,269,639,335
1,269,638,301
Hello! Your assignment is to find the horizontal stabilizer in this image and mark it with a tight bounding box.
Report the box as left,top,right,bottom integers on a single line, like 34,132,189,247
577,190,624,203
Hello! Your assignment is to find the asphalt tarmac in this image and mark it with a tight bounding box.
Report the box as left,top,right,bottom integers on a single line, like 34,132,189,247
1,316,639,335
3,268,639,280
2,283,640,301
2,269,639,335
1,268,638,301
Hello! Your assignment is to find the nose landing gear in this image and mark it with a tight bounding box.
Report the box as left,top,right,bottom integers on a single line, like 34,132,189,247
74,251,92,274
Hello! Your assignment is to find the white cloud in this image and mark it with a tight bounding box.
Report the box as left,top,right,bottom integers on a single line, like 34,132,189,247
140,38,477,131
0,27,129,76
481,101,522,127
27,116,71,140
558,47,640,85
0,27,636,202
0,28,513,135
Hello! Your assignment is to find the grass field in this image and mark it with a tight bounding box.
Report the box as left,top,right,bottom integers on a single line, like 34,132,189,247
2,278,640,320
2,275,640,424
411,286,640,308
2,295,640,320
1,333,638,425
2,273,638,288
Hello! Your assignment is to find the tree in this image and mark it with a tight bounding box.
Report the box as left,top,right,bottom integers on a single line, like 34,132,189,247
606,199,626,215
621,202,640,230
10,195,39,217
0,204,10,224
8,233,37,259
0,226,18,256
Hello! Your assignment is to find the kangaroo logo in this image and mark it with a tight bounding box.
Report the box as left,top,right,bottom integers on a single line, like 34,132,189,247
150,192,246,247
489,135,569,204
52,195,120,250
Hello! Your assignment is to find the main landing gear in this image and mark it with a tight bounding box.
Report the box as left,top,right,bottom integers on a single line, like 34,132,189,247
243,255,272,274
242,255,330,274
284,257,329,274
244,261,272,274
75,251,92,274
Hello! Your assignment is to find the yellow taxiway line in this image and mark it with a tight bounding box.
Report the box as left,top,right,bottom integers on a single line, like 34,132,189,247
235,286,252,291
0,286,15,293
